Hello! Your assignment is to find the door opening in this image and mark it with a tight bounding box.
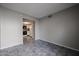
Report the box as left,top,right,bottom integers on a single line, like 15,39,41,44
23,18,35,44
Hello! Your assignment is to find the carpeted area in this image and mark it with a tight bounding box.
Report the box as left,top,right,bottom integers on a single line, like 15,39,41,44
0,40,79,56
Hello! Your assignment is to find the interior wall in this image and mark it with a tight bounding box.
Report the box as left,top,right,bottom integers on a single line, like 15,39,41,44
39,5,79,50
0,6,40,49
0,12,1,48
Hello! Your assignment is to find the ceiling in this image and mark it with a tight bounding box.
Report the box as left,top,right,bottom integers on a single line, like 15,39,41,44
0,3,76,18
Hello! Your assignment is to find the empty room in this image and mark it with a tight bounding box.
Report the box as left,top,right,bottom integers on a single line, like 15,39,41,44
0,3,79,56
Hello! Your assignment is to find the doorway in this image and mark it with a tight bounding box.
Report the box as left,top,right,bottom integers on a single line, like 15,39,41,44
23,18,35,44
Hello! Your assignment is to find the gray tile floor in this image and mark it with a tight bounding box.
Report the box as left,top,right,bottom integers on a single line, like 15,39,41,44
0,40,79,56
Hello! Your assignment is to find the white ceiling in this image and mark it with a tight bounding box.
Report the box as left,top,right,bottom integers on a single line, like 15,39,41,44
0,3,75,18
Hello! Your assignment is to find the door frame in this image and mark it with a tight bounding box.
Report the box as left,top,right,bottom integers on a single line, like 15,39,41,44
23,18,35,40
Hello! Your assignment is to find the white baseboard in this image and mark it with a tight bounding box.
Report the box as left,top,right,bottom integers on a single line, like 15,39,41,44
0,42,23,50
40,39,79,52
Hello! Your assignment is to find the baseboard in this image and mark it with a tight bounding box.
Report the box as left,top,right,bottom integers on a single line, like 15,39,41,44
40,39,79,52
0,42,23,50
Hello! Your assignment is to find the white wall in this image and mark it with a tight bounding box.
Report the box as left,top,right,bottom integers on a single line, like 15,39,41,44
40,5,79,50
0,6,40,49
0,11,1,48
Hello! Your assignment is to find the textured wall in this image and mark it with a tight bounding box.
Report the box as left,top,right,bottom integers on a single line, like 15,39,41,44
40,5,79,50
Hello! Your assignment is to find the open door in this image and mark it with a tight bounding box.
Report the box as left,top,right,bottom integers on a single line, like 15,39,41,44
23,18,35,44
